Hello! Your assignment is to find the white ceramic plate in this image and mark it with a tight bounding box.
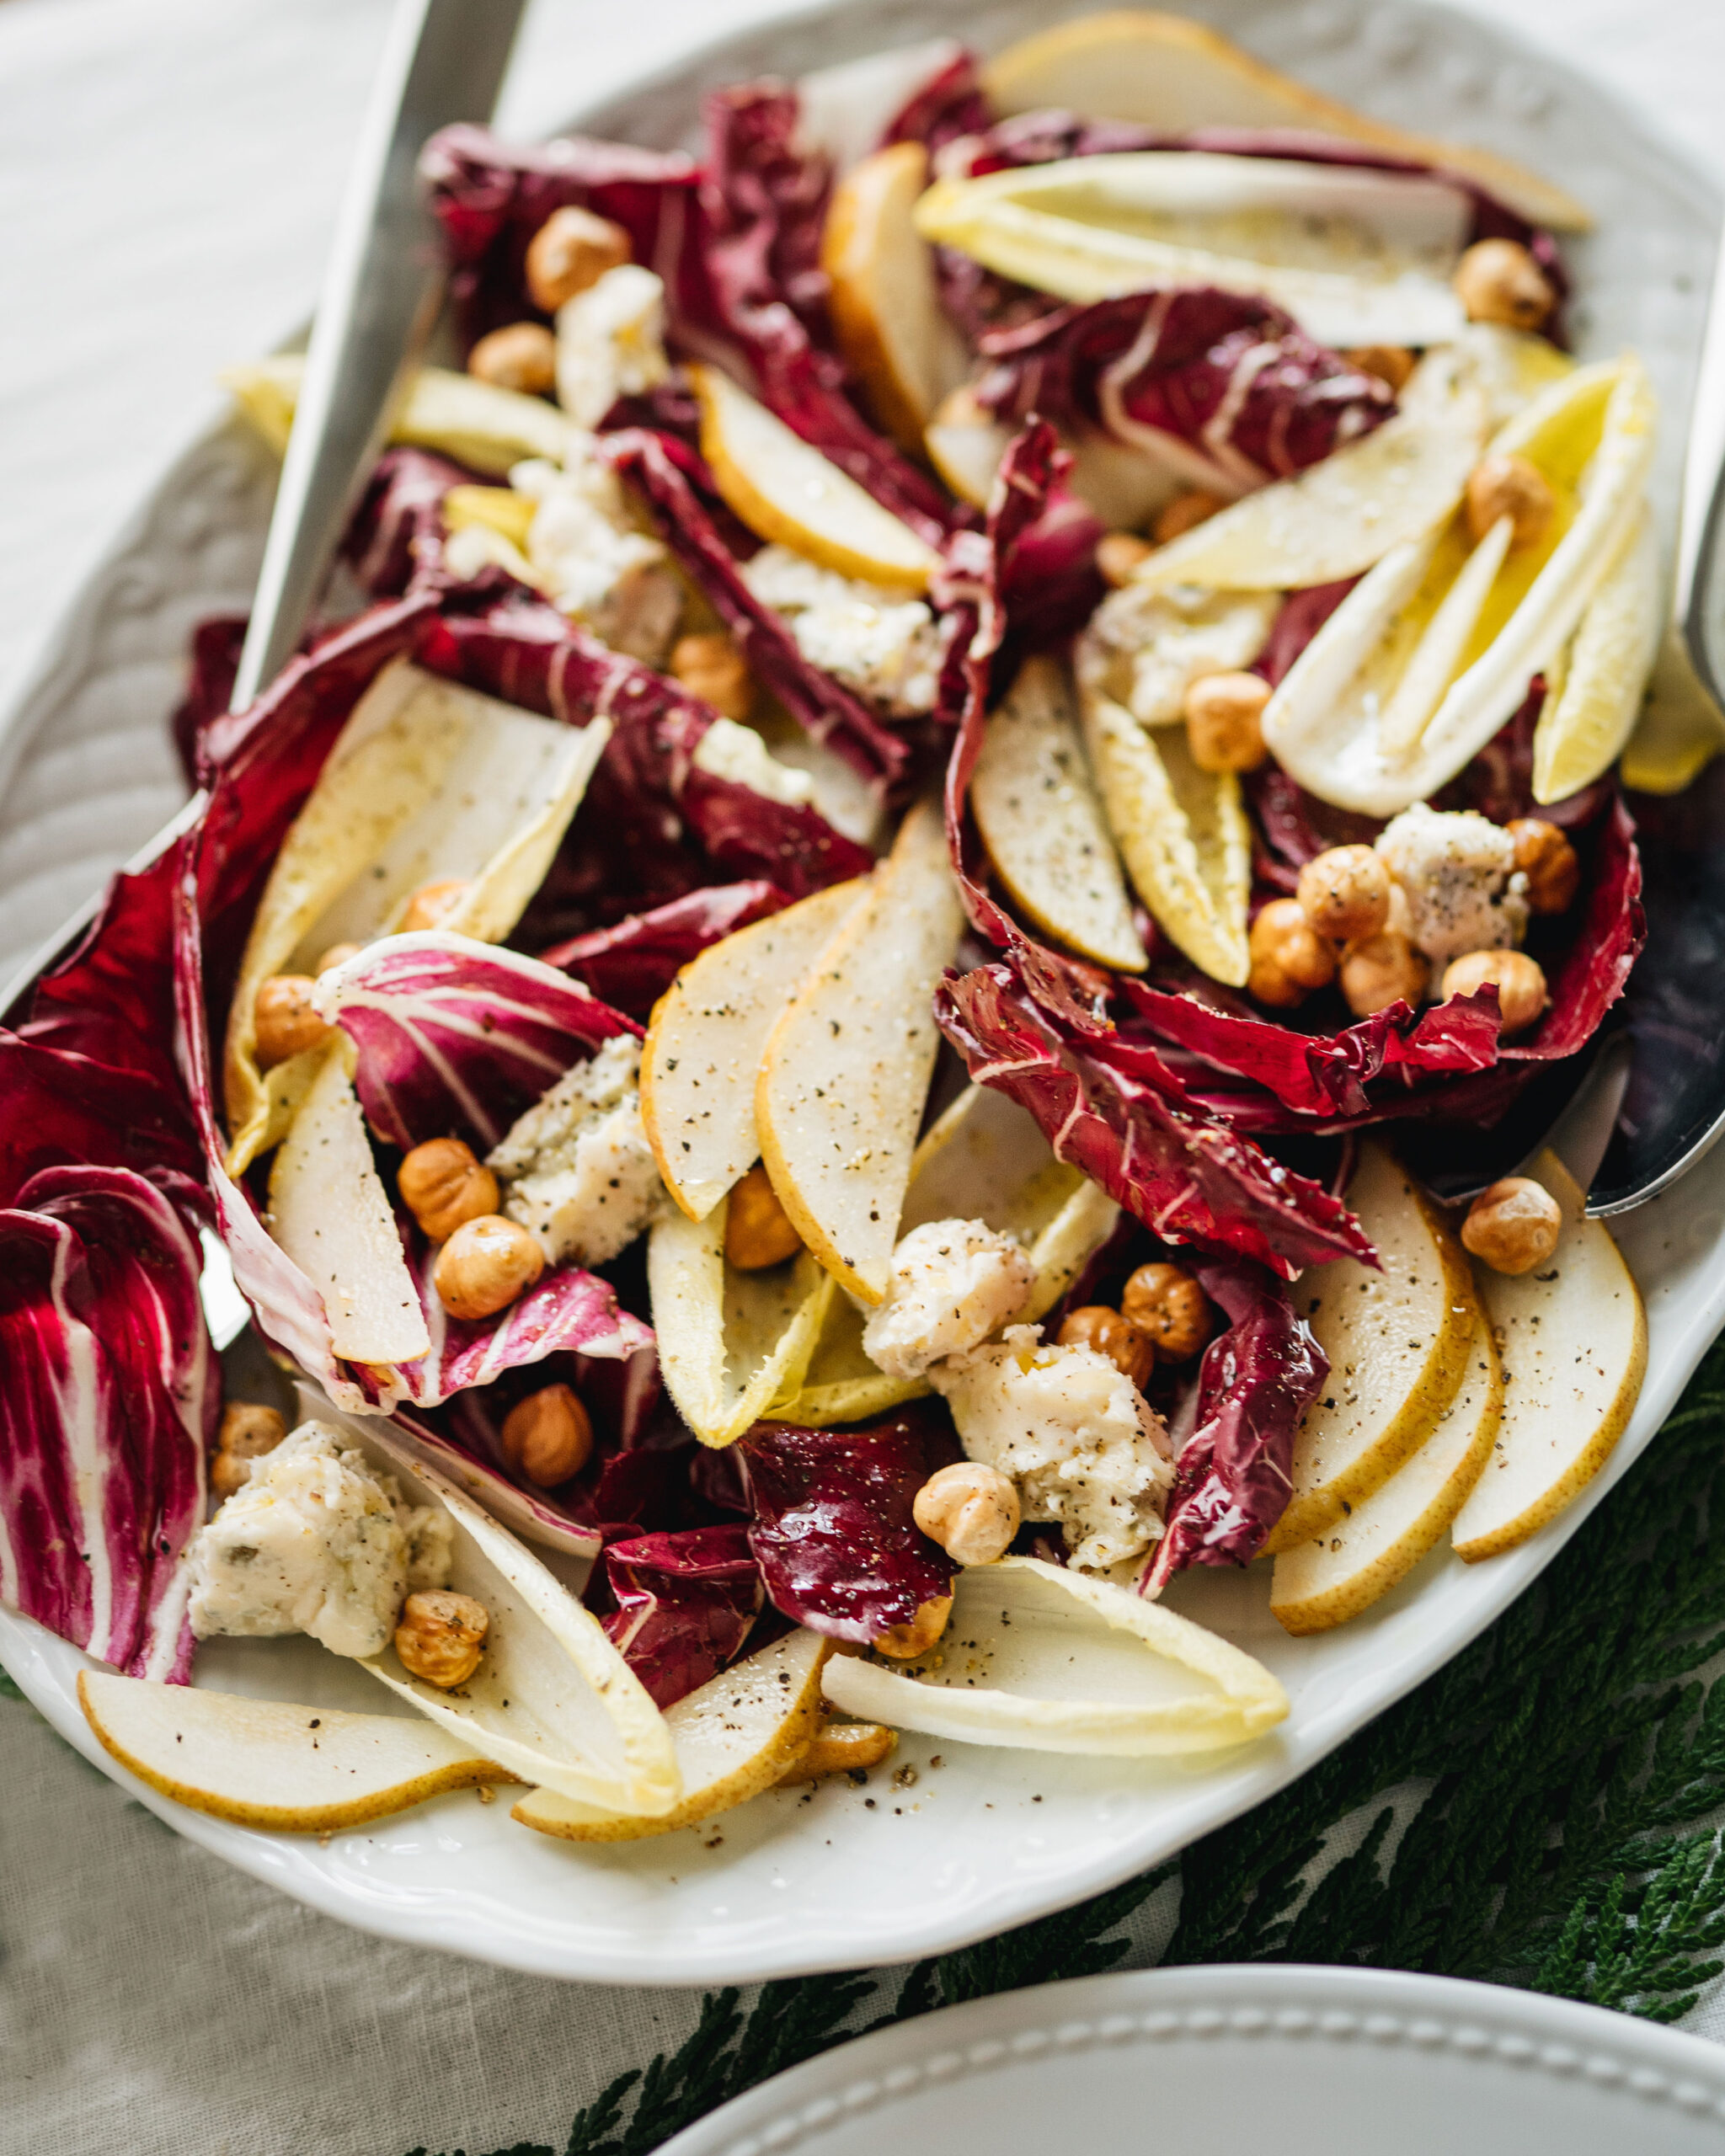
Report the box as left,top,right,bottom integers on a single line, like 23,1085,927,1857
1,0,1720,1986
656,1966,1725,2154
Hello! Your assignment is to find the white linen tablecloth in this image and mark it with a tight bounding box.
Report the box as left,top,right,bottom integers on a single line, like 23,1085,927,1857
2,3,1723,2152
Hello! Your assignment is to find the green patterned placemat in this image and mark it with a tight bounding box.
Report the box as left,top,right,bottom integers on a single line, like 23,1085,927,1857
419,1332,1725,2156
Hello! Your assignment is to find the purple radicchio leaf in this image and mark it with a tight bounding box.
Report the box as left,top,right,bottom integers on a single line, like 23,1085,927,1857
346,446,480,596
935,951,1376,1277
595,1524,764,1708
1142,1256,1327,1594
537,879,790,1018
0,1166,217,1684
739,1408,961,1645
879,46,993,160
317,931,641,1154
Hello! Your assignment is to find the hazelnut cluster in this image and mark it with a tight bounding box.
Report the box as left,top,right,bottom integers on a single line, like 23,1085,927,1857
1054,1258,1211,1390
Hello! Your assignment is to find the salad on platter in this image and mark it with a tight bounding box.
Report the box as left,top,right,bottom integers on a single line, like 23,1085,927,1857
1,9,1680,1848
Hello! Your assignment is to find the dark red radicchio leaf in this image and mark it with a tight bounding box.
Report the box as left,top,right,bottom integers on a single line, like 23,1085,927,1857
935,952,1375,1276
976,290,1394,493
1143,1256,1327,1594
0,1165,217,1684
596,1524,764,1708
319,933,641,1154
170,615,248,787
537,880,790,1017
739,1409,962,1644
0,1033,204,1209
879,47,992,159
346,446,479,595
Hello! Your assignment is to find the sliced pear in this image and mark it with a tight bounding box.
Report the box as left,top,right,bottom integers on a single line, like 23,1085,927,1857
640,878,868,1222
927,390,1012,510
757,799,964,1303
1080,684,1250,985
1532,503,1661,803
647,1206,834,1448
971,655,1146,972
225,659,606,1175
823,141,971,456
775,1084,1119,1426
268,1050,430,1367
1128,345,1486,592
1265,1144,1479,1555
511,1628,829,1841
223,355,574,473
913,152,1471,350
78,1671,513,1832
1621,622,1725,795
1268,1315,1502,1634
691,363,940,592
822,1556,1287,1753
979,12,1590,232
1451,1151,1647,1561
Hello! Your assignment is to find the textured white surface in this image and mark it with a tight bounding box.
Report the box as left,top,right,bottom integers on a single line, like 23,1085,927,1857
2,1,1724,2151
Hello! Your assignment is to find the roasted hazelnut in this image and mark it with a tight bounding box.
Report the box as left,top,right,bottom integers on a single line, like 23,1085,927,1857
1343,344,1416,393
398,878,470,934
1297,845,1391,942
467,321,558,396
1153,488,1226,546
1466,451,1557,552
671,632,756,723
1249,899,1338,1003
524,205,633,312
209,1401,287,1502
1454,238,1555,332
500,1383,593,1488
1096,530,1154,587
432,1214,544,1321
254,974,330,1068
873,1592,955,1658
775,1717,898,1784
315,941,362,977
913,1461,1021,1567
1507,816,1579,915
398,1138,500,1243
1184,670,1270,773
1056,1305,1155,1389
1120,1262,1210,1363
724,1164,803,1271
1461,1175,1563,1276
1339,930,1428,1017
1441,948,1547,1036
394,1590,489,1689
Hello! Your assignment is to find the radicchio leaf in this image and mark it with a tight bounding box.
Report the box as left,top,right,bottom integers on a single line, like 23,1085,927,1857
1143,1255,1327,1594
739,1409,961,1645
0,1165,216,1683
347,445,478,595
537,880,790,1017
879,47,991,158
935,953,1375,1276
595,1524,764,1708
318,931,640,1154
976,290,1394,493
0,1034,204,1209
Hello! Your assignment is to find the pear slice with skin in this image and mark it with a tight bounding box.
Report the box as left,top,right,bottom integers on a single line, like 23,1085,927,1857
640,878,868,1222
78,1671,515,1833
757,799,965,1303
691,364,940,592
978,13,1590,233
823,141,970,456
1268,1315,1502,1634
1080,683,1251,985
1265,1143,1479,1555
972,654,1147,973
1451,1151,1647,1561
511,1628,829,1842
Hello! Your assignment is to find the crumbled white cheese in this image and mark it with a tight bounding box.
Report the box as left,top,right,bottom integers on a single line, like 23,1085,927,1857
1077,582,1279,728
1375,802,1529,968
489,1035,666,1266
188,1422,451,1659
510,451,681,664
929,1325,1173,1572
555,263,670,429
691,717,817,807
861,1218,1036,1380
741,544,942,716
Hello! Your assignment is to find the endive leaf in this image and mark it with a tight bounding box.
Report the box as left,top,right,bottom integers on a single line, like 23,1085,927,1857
225,354,574,473
1533,504,1662,803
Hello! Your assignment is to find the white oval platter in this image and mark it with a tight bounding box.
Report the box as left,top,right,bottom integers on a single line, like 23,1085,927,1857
658,1965,1725,2155
0,0,1720,1985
